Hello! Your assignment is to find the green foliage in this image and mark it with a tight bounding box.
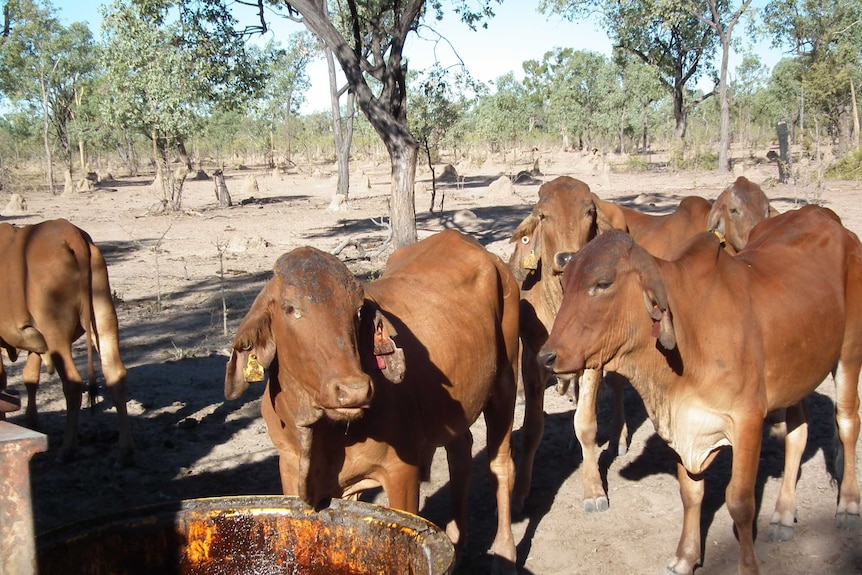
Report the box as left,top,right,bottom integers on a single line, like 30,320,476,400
621,156,651,172
763,0,862,145
99,0,266,147
0,0,99,174
409,64,468,163
825,147,862,180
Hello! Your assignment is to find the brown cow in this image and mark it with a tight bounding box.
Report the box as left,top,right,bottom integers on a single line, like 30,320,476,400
0,219,133,466
509,175,712,513
539,205,862,575
224,229,519,573
0,224,48,357
707,176,779,253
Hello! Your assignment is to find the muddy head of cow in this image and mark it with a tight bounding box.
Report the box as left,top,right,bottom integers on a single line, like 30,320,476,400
225,246,405,425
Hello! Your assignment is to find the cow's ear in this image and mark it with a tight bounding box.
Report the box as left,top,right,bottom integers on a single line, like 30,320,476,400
360,302,406,384
224,283,277,400
593,196,627,234
631,244,677,350
511,214,540,271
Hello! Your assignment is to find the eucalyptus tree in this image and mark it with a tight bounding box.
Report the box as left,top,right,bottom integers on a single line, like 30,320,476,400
256,34,316,169
541,0,718,141
730,53,769,146
470,72,533,153
682,0,753,171
524,48,616,151
231,0,502,248
100,0,266,211
409,64,467,211
612,51,666,153
763,0,862,148
0,0,97,193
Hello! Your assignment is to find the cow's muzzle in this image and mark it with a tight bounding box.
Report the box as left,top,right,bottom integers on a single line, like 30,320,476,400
323,376,374,420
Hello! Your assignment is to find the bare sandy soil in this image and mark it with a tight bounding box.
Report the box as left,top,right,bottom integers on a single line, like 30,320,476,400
2,148,861,574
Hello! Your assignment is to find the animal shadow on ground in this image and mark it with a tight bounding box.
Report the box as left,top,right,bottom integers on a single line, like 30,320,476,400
25,354,282,535
618,390,842,566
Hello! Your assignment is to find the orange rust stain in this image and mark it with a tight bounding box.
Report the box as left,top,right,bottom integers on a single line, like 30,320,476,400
185,520,216,564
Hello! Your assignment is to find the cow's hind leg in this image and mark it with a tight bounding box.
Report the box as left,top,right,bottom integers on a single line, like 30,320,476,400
91,246,134,466
605,371,629,456
443,431,473,556
51,350,83,463
768,401,808,542
22,352,43,430
512,347,545,515
483,370,517,575
833,360,861,530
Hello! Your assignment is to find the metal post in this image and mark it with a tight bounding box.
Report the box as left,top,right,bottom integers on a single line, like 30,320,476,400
0,422,47,575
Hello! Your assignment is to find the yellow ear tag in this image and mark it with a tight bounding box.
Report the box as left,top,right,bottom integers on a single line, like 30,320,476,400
244,353,265,382
522,249,538,271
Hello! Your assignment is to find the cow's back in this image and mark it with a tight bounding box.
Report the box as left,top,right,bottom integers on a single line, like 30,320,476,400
626,195,713,259
674,205,862,408
365,230,519,445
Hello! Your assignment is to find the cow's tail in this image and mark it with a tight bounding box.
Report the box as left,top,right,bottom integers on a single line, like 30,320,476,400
74,228,99,408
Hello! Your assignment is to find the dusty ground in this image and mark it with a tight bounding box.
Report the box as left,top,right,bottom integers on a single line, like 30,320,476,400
2,148,861,574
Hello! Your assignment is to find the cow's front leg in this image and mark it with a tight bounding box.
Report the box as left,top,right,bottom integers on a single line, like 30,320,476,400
667,461,704,575
512,344,545,515
574,368,608,512
726,427,763,575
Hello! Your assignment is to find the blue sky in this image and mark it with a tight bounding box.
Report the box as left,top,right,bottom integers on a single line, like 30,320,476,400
52,1,784,114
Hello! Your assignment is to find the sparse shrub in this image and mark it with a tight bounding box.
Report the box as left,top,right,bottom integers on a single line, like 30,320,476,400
621,156,650,172
825,147,862,180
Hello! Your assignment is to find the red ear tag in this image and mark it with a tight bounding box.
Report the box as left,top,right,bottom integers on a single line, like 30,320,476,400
373,331,396,355
651,320,661,338
376,355,386,369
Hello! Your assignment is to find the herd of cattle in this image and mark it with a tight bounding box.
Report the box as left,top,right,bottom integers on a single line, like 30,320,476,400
0,175,859,575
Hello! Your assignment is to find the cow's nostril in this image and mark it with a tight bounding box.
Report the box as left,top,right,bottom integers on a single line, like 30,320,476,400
334,378,373,407
537,350,557,371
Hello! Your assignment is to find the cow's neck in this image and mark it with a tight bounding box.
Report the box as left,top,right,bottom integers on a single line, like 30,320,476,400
607,257,733,473
538,268,564,322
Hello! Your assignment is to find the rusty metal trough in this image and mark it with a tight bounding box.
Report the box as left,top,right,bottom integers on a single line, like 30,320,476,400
37,495,455,575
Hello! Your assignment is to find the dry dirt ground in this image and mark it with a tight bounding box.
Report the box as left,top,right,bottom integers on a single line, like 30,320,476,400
3,148,862,575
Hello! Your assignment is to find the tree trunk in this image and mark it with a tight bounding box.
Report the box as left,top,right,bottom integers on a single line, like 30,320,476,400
326,44,354,212
717,36,731,172
177,137,192,171
851,77,860,149
673,83,687,140
213,169,232,207
40,77,55,194
388,138,419,249
78,138,86,175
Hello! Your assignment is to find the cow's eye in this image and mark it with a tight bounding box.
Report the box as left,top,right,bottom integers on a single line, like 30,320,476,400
730,208,740,216
520,235,530,245
283,303,302,319
588,281,611,296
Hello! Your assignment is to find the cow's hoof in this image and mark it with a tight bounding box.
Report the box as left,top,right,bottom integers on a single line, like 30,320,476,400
583,496,609,513
835,512,861,530
767,521,795,542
